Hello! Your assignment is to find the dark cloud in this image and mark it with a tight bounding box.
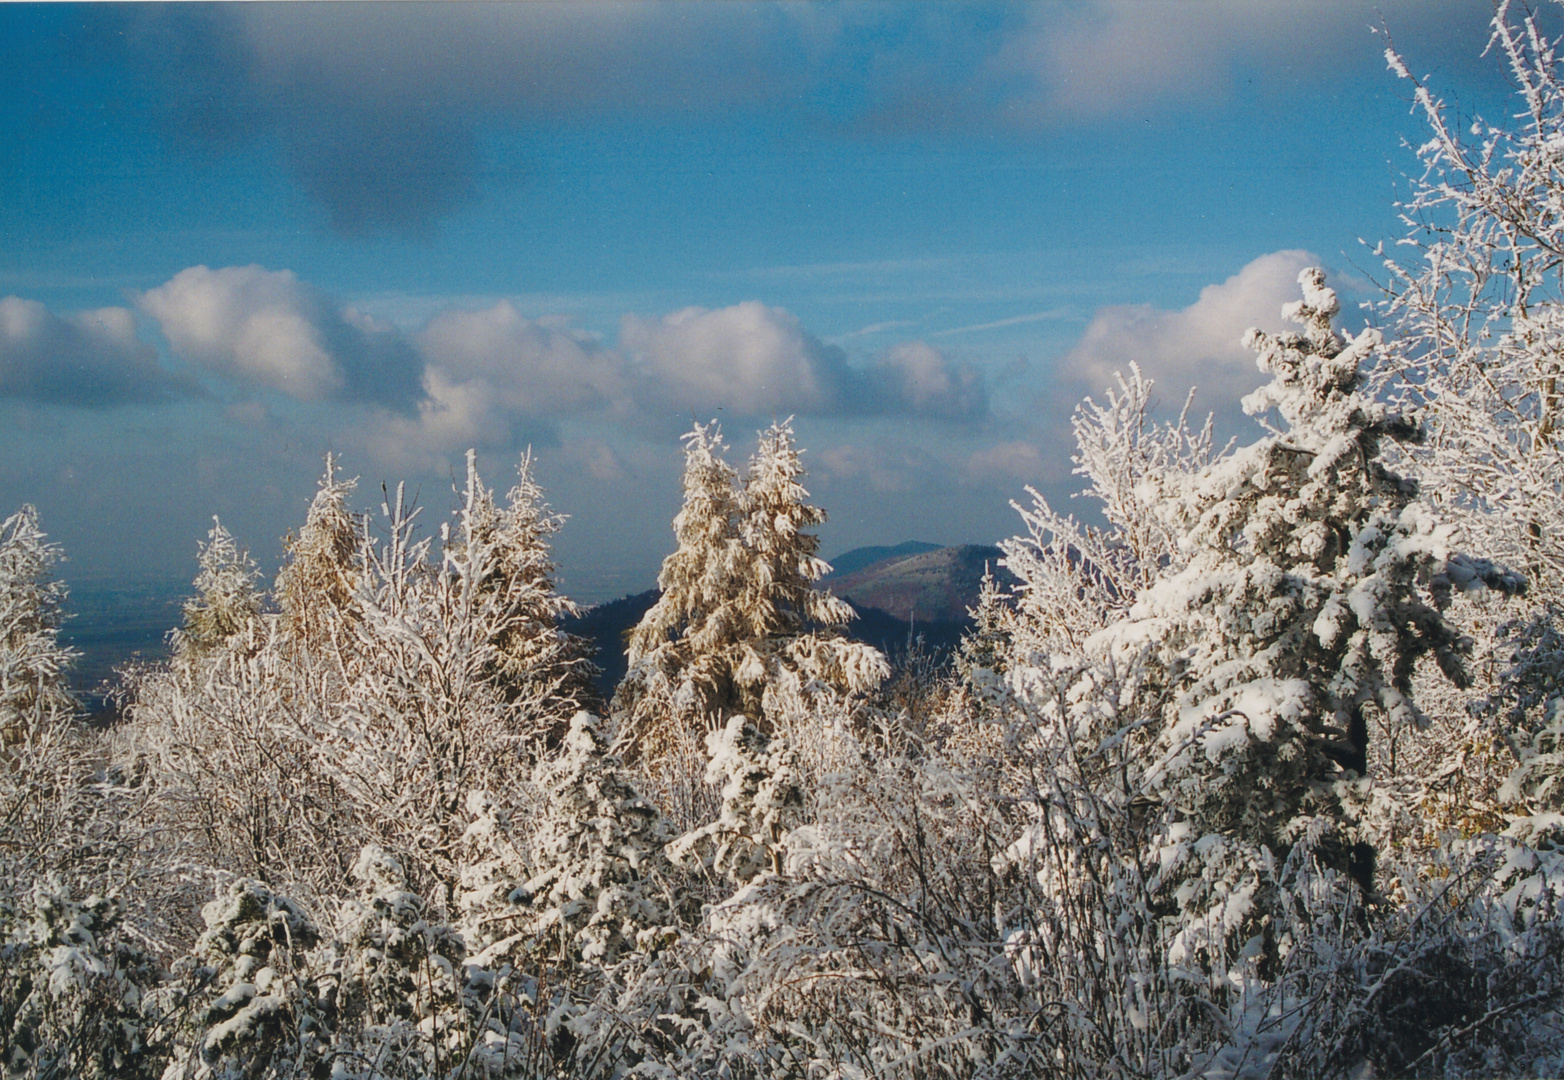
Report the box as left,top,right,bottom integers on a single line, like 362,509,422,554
56,4,809,238
285,107,480,238
0,297,187,408
41,2,1507,238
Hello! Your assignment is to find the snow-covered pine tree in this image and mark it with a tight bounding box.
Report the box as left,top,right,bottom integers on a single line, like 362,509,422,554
1087,268,1520,967
615,420,885,759
615,421,744,756
171,517,263,663
445,449,598,746
274,455,362,655
737,421,887,724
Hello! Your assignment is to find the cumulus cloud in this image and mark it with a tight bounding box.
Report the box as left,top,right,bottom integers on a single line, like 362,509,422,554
621,301,846,417
0,297,181,407
139,265,423,410
409,302,629,449
1062,250,1320,412
864,341,987,422
621,302,987,422
128,266,987,470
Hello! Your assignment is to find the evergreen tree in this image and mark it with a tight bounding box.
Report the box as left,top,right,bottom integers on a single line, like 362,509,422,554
274,455,362,654
445,449,599,741
171,517,263,663
615,420,885,757
1089,269,1520,959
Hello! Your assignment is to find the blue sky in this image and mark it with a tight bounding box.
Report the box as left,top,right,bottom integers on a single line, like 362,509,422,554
0,1,1518,601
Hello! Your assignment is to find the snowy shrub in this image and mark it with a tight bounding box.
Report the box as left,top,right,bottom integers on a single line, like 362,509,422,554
1375,1,1564,850
501,713,676,970
157,878,322,1080
0,878,165,1080
667,715,804,885
123,450,591,918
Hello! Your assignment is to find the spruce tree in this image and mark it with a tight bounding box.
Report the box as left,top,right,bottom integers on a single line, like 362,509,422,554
1090,269,1520,959
615,420,885,758
172,517,263,663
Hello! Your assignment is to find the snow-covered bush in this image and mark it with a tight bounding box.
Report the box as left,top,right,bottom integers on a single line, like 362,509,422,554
0,878,165,1080
157,878,322,1080
502,713,676,970
667,715,804,885
122,450,591,919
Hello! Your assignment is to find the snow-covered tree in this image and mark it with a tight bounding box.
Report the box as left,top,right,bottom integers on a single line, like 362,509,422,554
1376,1,1564,846
0,505,75,746
274,455,362,654
0,505,81,889
171,517,263,664
501,713,674,970
999,364,1219,662
1091,270,1518,945
616,420,886,758
444,449,599,743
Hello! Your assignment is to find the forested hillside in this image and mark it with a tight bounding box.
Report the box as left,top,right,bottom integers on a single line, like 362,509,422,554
7,7,1564,1078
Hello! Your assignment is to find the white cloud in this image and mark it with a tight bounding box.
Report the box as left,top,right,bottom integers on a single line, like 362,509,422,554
0,297,178,407
140,265,424,409
866,341,987,422
408,301,628,450
618,302,988,423
1063,249,1320,411
995,0,1480,118
620,301,846,416
140,265,340,399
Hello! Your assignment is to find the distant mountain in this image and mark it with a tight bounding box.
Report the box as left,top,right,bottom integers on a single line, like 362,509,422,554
824,541,941,578
562,588,659,698
822,543,1015,624
564,543,1015,698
